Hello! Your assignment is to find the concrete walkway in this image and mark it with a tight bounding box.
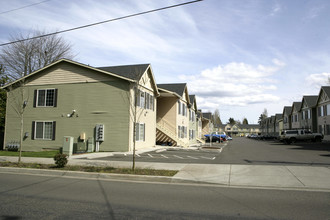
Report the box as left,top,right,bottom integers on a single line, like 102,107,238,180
1,153,330,191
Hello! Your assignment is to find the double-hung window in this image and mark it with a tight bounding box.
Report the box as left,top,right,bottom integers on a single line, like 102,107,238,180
33,121,56,140
135,123,145,141
36,89,57,107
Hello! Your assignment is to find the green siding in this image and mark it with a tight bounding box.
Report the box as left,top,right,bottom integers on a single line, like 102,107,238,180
5,81,131,152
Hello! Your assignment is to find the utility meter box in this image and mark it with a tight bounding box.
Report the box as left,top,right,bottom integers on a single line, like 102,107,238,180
95,124,104,141
87,137,94,152
63,136,74,156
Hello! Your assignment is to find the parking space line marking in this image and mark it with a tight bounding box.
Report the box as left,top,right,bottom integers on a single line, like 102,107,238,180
136,154,141,157
212,157,216,160
161,155,168,158
148,154,153,158
187,156,199,160
156,149,167,153
201,156,214,160
173,155,184,159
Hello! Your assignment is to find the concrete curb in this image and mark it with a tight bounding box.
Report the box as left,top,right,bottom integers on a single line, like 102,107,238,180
0,167,194,184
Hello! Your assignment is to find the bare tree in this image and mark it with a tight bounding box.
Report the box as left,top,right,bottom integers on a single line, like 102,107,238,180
1,30,75,162
0,30,75,80
6,80,29,162
0,65,7,150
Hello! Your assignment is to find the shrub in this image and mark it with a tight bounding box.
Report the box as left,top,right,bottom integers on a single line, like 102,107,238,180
54,153,68,168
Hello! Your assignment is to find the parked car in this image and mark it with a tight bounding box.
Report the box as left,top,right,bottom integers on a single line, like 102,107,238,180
204,134,227,142
279,129,323,144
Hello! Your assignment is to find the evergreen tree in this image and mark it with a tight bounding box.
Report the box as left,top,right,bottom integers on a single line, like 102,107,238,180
242,118,249,125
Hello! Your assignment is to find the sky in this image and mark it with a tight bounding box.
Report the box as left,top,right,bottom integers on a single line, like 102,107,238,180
1,0,330,124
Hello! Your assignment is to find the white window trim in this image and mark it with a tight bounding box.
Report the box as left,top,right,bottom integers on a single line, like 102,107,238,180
135,123,145,142
36,89,56,107
34,121,54,140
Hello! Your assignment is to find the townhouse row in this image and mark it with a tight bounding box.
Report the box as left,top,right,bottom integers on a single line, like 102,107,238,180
260,86,330,140
1,59,216,152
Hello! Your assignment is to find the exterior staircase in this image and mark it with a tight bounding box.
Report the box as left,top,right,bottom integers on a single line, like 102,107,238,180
156,117,187,147
196,137,205,144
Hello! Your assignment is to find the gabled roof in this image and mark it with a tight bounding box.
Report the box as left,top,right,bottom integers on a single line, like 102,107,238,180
97,64,150,81
270,115,276,123
98,63,159,96
202,112,213,121
189,95,197,110
157,83,190,103
316,86,330,105
291,102,302,113
275,114,283,121
157,83,186,96
239,124,260,129
1,59,136,89
283,106,292,116
301,95,318,109
189,95,195,104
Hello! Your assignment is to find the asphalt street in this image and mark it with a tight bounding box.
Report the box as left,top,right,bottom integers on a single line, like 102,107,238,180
88,137,330,166
1,172,329,220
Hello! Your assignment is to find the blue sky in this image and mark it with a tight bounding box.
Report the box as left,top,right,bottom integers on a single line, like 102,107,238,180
1,0,330,124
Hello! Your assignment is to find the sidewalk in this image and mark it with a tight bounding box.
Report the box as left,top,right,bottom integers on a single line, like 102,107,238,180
1,153,330,192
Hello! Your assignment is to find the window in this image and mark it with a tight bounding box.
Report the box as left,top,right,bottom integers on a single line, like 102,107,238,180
33,121,56,140
189,110,195,121
145,93,150,109
327,125,330,135
178,126,181,138
182,103,186,116
319,105,327,116
319,125,323,134
178,101,181,115
136,90,154,111
140,91,145,109
35,89,57,107
327,104,330,116
149,95,154,111
135,123,145,141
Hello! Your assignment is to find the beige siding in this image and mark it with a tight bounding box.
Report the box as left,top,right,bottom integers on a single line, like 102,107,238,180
157,97,177,134
128,74,157,151
26,62,114,86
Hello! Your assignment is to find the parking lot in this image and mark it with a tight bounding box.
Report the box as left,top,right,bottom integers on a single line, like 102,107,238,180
92,142,228,164
90,137,330,166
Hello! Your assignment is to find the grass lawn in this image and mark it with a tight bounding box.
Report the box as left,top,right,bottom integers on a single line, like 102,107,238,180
0,150,59,158
0,161,178,176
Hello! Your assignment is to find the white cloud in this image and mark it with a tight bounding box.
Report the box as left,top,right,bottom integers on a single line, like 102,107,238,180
270,3,281,16
306,72,330,88
181,61,283,112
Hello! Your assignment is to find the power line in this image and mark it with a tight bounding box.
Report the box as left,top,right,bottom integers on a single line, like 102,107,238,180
0,0,203,47
0,0,52,15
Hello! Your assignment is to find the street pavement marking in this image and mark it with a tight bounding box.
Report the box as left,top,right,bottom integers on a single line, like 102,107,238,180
201,156,216,160
148,154,153,158
173,155,184,159
156,149,167,153
136,154,141,157
161,155,168,159
187,156,199,160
